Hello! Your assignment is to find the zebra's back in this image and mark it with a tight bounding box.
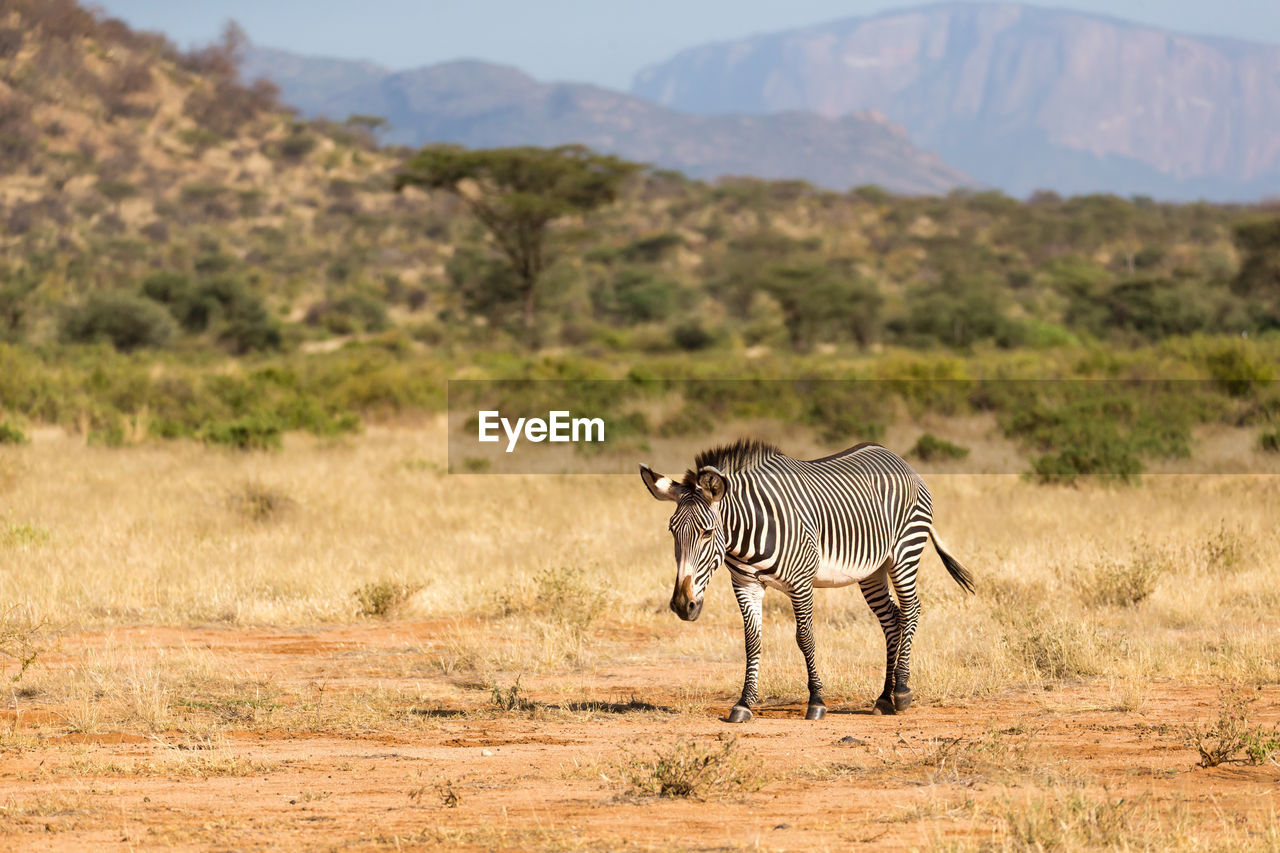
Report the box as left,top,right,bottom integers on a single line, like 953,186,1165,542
788,444,928,586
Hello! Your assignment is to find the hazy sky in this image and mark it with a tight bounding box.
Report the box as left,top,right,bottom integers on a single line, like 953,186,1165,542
93,1,1280,90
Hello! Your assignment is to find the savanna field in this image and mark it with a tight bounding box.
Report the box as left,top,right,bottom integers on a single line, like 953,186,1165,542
3,417,1280,850
4,3,1280,850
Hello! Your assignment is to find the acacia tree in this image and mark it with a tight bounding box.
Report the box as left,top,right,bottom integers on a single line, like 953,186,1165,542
395,144,640,334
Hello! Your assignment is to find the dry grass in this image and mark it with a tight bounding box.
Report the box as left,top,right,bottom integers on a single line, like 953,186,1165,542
2,422,1280,848
2,422,1279,695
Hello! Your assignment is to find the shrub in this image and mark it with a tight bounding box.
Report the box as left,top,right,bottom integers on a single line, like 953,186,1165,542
595,269,682,324
491,566,606,634
1006,611,1100,679
0,605,44,682
621,736,764,799
489,677,535,712
304,293,389,335
143,274,281,353
1203,522,1245,573
910,433,970,462
61,292,176,352
274,131,317,162
671,320,716,351
218,300,282,354
1203,340,1276,397
758,263,882,349
353,579,422,618
228,480,293,522
140,271,193,306
0,421,28,445
799,384,886,446
1261,429,1280,453
1082,556,1158,607
201,417,283,451
1183,690,1280,767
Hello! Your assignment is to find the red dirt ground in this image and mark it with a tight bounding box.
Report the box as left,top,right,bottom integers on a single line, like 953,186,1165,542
2,623,1278,851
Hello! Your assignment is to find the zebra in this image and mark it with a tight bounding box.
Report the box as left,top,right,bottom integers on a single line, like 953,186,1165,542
640,439,973,722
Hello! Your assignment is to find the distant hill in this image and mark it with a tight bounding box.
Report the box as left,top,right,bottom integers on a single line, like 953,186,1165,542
240,45,390,113
238,51,974,195
631,2,1280,201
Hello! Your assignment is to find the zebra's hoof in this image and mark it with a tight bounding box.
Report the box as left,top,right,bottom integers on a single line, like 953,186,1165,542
727,705,754,723
893,688,914,712
872,696,896,716
805,704,826,721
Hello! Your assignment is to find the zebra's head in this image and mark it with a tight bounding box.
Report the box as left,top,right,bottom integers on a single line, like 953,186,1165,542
639,463,728,622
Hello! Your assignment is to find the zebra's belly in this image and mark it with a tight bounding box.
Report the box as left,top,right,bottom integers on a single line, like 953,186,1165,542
811,554,882,588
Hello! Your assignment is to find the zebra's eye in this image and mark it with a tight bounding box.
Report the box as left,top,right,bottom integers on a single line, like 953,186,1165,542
700,528,715,540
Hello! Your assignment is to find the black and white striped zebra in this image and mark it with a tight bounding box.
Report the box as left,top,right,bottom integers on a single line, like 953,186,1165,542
640,439,973,722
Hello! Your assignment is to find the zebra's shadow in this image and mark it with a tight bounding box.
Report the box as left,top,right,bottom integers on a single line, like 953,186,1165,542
744,703,880,719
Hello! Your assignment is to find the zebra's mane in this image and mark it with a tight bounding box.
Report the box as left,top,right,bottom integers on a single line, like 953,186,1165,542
683,439,782,485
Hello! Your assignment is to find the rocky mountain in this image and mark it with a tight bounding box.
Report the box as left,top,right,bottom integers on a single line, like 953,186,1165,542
631,2,1280,200
240,45,389,113
238,51,973,195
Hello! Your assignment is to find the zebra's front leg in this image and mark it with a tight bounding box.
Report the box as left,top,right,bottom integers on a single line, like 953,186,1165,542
728,580,764,723
789,585,826,720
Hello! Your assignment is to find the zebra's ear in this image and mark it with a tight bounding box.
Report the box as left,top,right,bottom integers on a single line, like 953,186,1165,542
696,466,727,503
639,463,684,502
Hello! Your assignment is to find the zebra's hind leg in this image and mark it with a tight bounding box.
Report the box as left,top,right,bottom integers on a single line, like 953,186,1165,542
788,584,826,720
859,565,901,715
888,531,928,713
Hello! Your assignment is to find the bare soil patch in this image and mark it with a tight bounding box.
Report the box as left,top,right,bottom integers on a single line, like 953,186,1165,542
4,622,1279,851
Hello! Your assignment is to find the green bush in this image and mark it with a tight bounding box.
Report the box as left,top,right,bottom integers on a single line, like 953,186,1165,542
1203,340,1277,397
1261,430,1280,453
304,292,389,335
1030,439,1142,485
0,420,28,444
1002,383,1198,484
201,416,283,451
219,300,282,354
61,292,176,352
142,274,279,352
896,273,1011,349
910,433,970,462
595,269,682,324
671,320,716,351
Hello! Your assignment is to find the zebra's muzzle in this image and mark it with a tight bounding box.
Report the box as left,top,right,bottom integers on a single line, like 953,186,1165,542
670,595,703,622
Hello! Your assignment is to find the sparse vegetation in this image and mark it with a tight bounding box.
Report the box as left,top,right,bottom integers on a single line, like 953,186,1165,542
1202,522,1245,573
353,579,422,618
1003,792,1133,850
620,735,764,799
0,606,43,682
1006,611,1102,680
1082,554,1159,607
489,677,534,712
1184,689,1280,767
228,480,293,522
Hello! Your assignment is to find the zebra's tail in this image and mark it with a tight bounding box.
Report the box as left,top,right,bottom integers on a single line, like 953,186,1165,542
930,526,974,594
